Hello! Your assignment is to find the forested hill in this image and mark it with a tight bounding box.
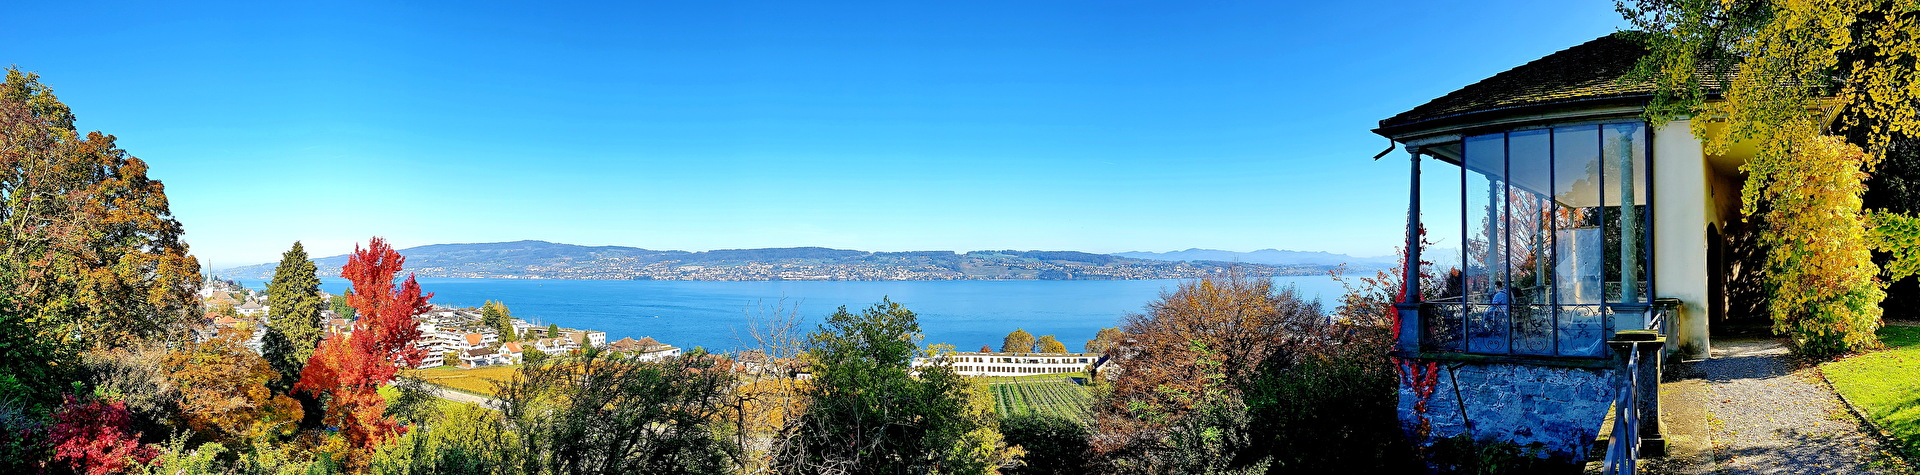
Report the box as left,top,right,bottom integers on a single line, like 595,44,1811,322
217,240,1328,281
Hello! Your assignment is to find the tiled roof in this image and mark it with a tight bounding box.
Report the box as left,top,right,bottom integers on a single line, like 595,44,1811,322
1378,33,1668,132
609,337,642,351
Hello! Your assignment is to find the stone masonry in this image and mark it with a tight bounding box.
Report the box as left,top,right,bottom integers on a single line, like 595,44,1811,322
1399,360,1615,461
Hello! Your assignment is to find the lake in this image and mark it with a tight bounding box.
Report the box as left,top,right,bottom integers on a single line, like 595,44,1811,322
233,275,1349,353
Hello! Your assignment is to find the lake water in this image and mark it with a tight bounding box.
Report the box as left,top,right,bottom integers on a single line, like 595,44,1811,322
233,275,1348,353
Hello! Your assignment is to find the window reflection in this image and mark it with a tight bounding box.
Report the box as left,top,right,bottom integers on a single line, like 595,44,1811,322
1463,134,1507,354
1508,129,1553,355
1427,122,1650,357
1603,124,1649,304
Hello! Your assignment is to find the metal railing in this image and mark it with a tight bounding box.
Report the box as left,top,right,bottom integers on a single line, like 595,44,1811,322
1600,299,1673,475
1418,303,1612,357
1648,298,1680,336
1601,340,1645,474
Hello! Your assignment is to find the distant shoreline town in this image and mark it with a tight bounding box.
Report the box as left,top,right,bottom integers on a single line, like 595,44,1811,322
201,279,670,370
215,240,1383,282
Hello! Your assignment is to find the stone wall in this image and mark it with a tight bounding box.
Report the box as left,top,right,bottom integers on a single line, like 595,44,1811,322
1399,359,1615,461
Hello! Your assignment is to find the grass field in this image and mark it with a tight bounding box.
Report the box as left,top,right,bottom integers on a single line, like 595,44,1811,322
984,376,1094,422
1822,325,1920,458
407,365,522,398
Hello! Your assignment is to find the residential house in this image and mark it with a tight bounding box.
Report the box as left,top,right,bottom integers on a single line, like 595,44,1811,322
562,329,606,349
235,300,269,318
607,336,681,362
325,318,353,335
410,323,463,368
499,341,526,365
530,337,575,354
462,332,498,350
460,347,500,367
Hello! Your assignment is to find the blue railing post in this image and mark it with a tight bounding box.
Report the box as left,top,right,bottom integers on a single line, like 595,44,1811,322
1603,342,1641,474
1604,329,1666,473
1397,147,1422,353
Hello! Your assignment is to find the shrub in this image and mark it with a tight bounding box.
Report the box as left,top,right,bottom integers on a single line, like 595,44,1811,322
47,395,159,475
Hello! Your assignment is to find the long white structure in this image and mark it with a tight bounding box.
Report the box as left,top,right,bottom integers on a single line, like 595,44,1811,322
913,352,1098,377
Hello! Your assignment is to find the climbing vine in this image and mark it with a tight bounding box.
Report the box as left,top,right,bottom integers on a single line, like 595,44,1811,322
1337,224,1447,441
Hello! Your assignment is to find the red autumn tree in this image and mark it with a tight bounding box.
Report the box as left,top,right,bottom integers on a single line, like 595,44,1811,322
294,237,430,471
47,395,158,475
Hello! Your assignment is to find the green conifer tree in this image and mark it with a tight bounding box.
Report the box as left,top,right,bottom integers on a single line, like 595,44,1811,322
262,241,324,392
482,300,516,342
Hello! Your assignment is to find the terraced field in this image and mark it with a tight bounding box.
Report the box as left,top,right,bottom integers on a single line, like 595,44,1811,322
987,377,1093,422
406,365,520,397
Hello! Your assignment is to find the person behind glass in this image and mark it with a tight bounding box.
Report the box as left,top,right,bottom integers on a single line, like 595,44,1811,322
1491,281,1511,317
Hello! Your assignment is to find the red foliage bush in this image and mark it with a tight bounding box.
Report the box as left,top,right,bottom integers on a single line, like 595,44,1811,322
47,395,158,475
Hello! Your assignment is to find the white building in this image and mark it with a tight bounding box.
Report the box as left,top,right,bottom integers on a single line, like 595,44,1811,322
410,323,465,368
530,337,575,354
914,352,1099,377
608,337,681,362
235,300,269,317
562,329,606,349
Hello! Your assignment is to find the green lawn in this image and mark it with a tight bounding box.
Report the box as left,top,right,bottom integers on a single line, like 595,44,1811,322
1822,325,1920,458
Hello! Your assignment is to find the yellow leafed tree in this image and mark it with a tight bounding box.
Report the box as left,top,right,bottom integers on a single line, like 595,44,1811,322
1620,0,1920,356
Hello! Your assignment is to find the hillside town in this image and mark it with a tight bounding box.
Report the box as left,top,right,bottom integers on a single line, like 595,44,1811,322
199,280,679,370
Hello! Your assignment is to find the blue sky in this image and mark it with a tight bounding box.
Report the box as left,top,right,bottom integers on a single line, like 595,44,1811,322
2,1,1631,268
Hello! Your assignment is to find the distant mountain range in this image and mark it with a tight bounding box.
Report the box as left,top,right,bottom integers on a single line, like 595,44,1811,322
215,240,1342,282
1112,248,1400,268
1115,248,1467,271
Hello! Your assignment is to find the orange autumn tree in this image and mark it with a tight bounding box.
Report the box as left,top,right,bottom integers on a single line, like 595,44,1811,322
165,326,303,444
295,237,431,470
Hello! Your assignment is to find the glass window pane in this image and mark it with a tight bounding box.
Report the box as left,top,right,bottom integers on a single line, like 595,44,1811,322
1507,130,1553,306
1604,124,1649,303
1464,133,1507,353
1464,133,1506,304
1421,154,1465,301
1507,130,1553,354
1553,126,1602,305
1556,305,1606,357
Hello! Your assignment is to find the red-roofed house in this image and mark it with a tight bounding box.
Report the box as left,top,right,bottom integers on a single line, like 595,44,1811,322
500,341,526,364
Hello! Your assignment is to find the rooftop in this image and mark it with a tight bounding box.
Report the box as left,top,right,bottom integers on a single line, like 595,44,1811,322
1375,33,1667,136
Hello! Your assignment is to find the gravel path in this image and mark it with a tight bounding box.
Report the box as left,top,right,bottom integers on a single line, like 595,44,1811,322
1692,337,1885,474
